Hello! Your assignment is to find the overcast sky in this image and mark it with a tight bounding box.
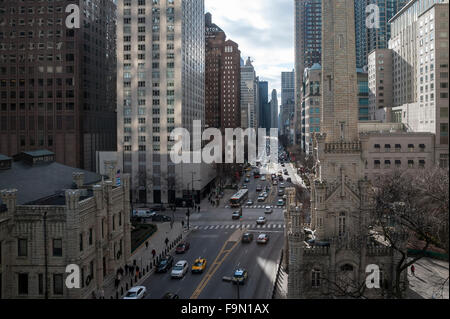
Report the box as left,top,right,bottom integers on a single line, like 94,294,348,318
205,0,294,103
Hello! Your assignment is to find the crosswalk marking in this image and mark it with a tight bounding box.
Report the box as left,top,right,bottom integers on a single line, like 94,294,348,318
190,223,285,231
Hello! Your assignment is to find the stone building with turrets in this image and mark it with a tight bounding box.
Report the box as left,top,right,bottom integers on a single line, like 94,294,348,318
0,150,131,299
286,0,407,299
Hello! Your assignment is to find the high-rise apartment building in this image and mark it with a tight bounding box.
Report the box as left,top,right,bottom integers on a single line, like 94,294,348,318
240,57,257,130
389,0,449,167
0,0,117,171
354,0,408,68
294,0,322,145
117,0,207,204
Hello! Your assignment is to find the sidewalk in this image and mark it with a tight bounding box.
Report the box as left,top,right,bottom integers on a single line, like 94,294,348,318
102,221,187,299
406,257,449,299
200,188,236,210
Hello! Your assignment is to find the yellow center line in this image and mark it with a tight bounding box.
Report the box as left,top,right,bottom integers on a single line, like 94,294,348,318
190,229,243,299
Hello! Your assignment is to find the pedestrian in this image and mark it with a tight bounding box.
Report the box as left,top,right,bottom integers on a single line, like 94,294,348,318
411,264,416,276
99,288,105,299
198,206,200,212
181,220,185,228
92,291,97,299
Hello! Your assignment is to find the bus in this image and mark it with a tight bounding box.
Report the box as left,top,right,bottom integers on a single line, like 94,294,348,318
230,189,249,208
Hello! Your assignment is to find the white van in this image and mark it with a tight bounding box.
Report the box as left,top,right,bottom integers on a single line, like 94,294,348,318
132,209,156,219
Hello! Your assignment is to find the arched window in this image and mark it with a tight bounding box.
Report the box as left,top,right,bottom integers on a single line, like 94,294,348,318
312,269,321,288
339,212,346,236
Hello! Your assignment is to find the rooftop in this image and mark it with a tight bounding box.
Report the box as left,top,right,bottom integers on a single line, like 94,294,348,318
0,158,102,206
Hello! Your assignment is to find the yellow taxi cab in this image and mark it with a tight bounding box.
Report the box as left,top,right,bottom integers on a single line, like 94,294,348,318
191,258,207,273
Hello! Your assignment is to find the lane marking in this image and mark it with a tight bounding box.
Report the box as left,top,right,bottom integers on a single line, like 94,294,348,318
190,229,243,299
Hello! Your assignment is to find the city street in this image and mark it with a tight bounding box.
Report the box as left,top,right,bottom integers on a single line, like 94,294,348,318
141,144,305,299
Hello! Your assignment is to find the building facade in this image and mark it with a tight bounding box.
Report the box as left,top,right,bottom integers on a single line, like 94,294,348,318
357,69,370,121
0,152,131,299
270,89,279,130
240,57,257,130
0,0,117,171
301,64,321,155
368,48,394,121
258,80,270,131
389,0,449,168
117,0,208,204
294,0,322,146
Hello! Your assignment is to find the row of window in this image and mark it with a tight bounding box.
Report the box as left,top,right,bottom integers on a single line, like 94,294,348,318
373,144,426,152
370,159,426,169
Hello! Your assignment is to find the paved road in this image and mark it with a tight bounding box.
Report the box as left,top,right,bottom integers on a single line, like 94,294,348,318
141,145,291,299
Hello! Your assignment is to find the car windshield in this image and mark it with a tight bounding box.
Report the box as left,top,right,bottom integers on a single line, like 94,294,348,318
194,261,203,267
126,291,137,297
173,265,183,271
160,260,167,265
177,244,185,249
234,271,244,278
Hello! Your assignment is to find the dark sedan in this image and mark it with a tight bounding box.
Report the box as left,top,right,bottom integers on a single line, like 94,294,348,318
156,255,174,273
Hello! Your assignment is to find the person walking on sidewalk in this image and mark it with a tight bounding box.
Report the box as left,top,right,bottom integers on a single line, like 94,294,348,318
411,264,416,276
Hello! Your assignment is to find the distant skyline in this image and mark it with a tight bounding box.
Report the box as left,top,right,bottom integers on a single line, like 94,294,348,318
205,0,294,105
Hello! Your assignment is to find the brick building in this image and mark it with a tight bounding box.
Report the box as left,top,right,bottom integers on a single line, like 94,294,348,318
205,13,241,132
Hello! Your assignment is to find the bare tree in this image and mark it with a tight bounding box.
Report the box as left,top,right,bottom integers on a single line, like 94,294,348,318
370,167,449,298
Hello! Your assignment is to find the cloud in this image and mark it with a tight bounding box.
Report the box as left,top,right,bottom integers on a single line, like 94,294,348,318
205,0,294,102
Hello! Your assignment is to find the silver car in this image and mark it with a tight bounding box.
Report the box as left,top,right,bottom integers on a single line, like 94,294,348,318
171,261,188,278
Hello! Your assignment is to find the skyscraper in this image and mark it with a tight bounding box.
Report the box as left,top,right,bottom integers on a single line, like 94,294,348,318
0,0,117,171
294,0,322,145
354,0,409,68
270,89,279,130
240,57,257,130
205,13,241,132
281,70,295,142
258,80,269,130
117,0,207,204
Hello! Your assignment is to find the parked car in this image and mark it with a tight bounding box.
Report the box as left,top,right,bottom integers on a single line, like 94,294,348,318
171,261,188,278
241,233,254,243
257,234,269,244
162,292,179,299
150,205,166,212
176,242,190,254
232,269,248,285
232,211,240,220
152,214,172,222
191,258,207,273
277,199,285,207
123,286,147,299
278,189,285,196
256,216,267,225
156,255,174,273
279,183,286,189
265,206,273,214
256,185,263,192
